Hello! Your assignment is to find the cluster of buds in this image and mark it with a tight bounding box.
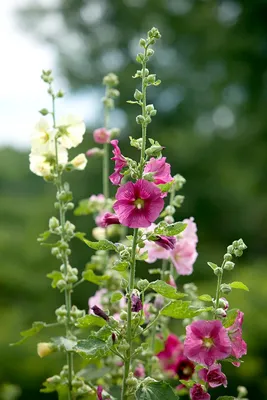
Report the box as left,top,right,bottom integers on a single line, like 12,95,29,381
55,305,85,324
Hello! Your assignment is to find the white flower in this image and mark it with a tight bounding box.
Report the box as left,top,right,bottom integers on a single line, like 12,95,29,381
29,154,52,177
31,118,55,154
70,153,87,170
92,227,106,240
58,114,86,149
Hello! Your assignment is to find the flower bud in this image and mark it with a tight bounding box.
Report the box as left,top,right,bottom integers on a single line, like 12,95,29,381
120,279,128,290
147,49,154,57
164,215,174,224
39,108,49,116
66,202,74,210
234,249,243,257
103,72,119,87
215,308,227,318
86,147,103,158
214,267,223,276
93,128,111,144
134,89,143,101
47,375,61,384
119,310,128,321
56,279,67,290
223,253,232,261
137,279,149,291
165,205,175,215
136,115,145,124
219,297,229,310
126,373,138,387
91,305,109,321
139,38,146,47
224,261,235,271
49,217,59,231
37,342,56,358
220,283,232,294
237,386,248,397
227,245,233,254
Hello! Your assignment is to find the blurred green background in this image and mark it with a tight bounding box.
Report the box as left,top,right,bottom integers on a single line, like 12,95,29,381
1,0,267,399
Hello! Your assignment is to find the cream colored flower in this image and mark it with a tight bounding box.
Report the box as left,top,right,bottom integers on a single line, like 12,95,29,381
37,342,55,358
70,153,87,170
29,154,52,177
31,118,55,154
58,114,86,149
92,227,106,240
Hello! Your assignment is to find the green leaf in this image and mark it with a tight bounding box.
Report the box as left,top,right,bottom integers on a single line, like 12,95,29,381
149,280,186,300
155,222,187,236
223,308,238,328
37,230,51,242
198,294,213,302
111,291,123,302
74,337,110,360
135,381,179,400
10,321,46,346
127,100,140,104
47,270,63,289
82,269,109,285
160,300,197,319
216,397,235,400
222,355,243,364
75,315,107,328
179,380,195,389
229,281,249,291
52,337,77,351
112,260,129,272
157,181,174,193
78,236,119,252
207,261,218,270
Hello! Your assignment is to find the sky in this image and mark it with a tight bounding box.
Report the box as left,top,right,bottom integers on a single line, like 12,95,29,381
0,0,99,150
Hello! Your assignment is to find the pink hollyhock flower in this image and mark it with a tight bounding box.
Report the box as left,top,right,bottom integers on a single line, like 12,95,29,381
109,139,127,185
93,127,111,144
155,235,176,250
131,294,143,312
170,240,198,275
182,217,198,244
199,363,227,388
134,363,145,378
227,310,247,366
113,180,164,228
143,303,151,320
157,334,184,372
184,320,232,366
189,384,210,400
86,147,103,157
175,355,195,380
144,157,173,185
88,288,107,311
96,212,120,228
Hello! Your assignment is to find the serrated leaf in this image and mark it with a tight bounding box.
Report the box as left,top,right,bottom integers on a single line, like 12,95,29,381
47,270,63,289
135,381,179,400
52,336,77,351
229,281,249,291
75,314,107,328
160,300,196,319
207,261,218,270
112,261,129,271
74,337,110,360
223,308,238,328
198,294,213,302
149,280,186,300
10,321,46,346
78,236,119,252
157,181,174,193
111,291,123,302
82,269,109,285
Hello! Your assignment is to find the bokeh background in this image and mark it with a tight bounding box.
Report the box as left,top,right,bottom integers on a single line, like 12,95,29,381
1,0,267,399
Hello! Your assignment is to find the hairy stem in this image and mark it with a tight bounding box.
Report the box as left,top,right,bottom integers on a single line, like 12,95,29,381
214,260,226,318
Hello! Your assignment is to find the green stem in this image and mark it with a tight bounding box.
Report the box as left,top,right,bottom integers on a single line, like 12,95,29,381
103,143,109,199
52,92,73,400
139,49,148,178
121,228,138,400
214,260,225,318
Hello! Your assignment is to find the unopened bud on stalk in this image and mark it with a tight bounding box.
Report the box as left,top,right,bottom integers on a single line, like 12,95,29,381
220,283,232,294
37,342,56,358
224,261,235,271
215,308,227,318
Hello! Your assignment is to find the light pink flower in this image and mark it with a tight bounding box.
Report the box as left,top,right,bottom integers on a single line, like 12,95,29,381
89,193,106,205
189,384,210,400
184,320,232,366
144,157,173,185
113,180,164,228
227,310,247,366
109,140,127,185
182,217,198,244
167,275,176,288
134,363,145,378
140,223,170,262
93,127,111,144
88,288,107,311
86,147,103,157
157,334,184,372
170,239,198,275
199,363,227,388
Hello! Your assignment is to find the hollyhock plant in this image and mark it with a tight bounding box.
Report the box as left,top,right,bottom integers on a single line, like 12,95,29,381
144,157,173,185
113,179,164,228
109,139,127,185
199,363,227,388
189,384,210,400
184,320,232,366
93,127,111,144
227,310,247,365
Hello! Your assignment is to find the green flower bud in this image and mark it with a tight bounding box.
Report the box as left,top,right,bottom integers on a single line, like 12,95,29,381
136,53,145,63
234,249,243,257
224,253,232,261
214,267,223,276
233,240,238,248
220,283,232,294
67,274,78,283
237,386,248,397
56,90,64,98
56,279,66,290
39,108,49,116
49,216,59,231
118,340,130,351
139,38,146,47
215,308,227,318
165,205,175,215
55,305,67,316
103,72,119,87
137,279,149,290
119,311,128,321
227,245,233,254
136,115,145,124
146,104,155,113
147,48,154,57
72,378,83,388
51,247,60,257
126,374,138,387
237,238,247,250
164,215,174,224
47,375,61,384
224,261,235,271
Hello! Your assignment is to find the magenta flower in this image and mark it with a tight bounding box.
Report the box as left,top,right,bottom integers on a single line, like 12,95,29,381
113,180,164,228
189,384,210,400
144,157,173,185
96,212,120,228
155,235,176,250
134,363,145,378
93,127,111,144
184,320,232,366
157,333,184,372
175,355,195,380
199,363,227,388
97,386,103,400
227,310,247,366
109,140,127,185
